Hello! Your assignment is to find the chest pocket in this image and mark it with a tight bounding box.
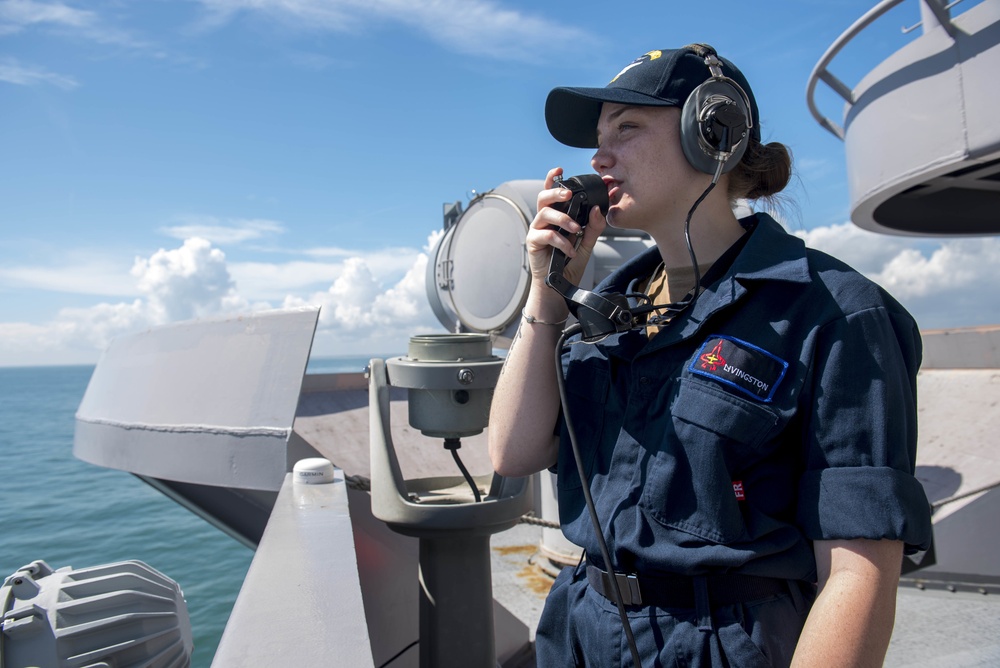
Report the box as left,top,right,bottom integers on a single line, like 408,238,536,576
556,361,609,492
640,377,779,544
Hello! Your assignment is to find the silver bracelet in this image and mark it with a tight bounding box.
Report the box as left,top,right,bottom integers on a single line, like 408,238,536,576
521,309,568,327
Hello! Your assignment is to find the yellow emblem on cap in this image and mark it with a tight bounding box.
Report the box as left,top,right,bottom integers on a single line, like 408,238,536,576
610,50,663,83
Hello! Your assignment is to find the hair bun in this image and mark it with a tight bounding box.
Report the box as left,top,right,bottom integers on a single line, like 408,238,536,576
729,141,792,202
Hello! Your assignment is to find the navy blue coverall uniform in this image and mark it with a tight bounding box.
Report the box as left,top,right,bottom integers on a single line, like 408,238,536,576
534,213,933,667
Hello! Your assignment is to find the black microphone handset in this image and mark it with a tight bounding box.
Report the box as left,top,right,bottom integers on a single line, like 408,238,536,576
544,174,635,343
546,174,608,276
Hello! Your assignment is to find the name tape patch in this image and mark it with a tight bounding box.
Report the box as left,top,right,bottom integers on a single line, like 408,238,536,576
689,335,788,402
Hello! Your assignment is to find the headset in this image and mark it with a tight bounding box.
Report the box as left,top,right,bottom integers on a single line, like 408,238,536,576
679,43,754,177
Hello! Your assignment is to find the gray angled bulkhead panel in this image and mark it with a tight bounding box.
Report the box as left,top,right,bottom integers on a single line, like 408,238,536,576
74,307,320,491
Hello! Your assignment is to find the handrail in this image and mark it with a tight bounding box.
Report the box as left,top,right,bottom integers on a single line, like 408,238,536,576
902,0,966,33
213,470,377,667
805,0,957,140
931,478,1000,511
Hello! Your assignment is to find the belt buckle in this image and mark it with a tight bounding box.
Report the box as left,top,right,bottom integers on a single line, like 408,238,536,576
611,572,643,606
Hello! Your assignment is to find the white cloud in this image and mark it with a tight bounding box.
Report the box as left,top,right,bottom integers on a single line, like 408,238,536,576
131,237,247,323
795,157,835,180
160,216,286,244
0,320,76,354
301,245,420,270
793,222,912,275
55,299,151,349
286,257,381,330
265,234,442,338
0,0,150,49
4,222,1000,366
0,0,94,32
372,251,433,324
0,233,444,365
794,223,1000,330
0,258,138,297
383,0,592,61
0,238,249,364
281,236,439,334
870,240,1000,329
227,260,343,299
229,246,422,301
193,0,593,62
193,0,357,31
0,301,148,366
0,57,78,89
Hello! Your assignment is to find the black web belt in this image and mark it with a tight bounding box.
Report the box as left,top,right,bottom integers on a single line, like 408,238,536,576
586,563,790,608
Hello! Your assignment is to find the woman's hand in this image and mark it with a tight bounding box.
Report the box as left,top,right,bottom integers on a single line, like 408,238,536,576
524,167,608,320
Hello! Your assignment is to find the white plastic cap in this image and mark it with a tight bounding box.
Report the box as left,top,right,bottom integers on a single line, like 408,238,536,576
293,457,336,484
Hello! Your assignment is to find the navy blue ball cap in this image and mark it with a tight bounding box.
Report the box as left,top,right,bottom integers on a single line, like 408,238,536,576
545,45,761,149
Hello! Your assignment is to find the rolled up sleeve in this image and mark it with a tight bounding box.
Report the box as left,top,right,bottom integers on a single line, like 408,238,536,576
796,306,932,552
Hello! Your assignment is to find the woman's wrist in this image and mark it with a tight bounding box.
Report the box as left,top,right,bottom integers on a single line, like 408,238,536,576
523,285,570,324
521,309,567,327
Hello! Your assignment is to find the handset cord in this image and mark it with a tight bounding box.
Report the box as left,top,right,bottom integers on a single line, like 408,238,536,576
550,165,724,668
645,162,723,325
554,323,642,668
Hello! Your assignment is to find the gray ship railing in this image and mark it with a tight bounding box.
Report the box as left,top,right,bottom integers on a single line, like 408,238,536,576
212,468,375,667
806,0,966,140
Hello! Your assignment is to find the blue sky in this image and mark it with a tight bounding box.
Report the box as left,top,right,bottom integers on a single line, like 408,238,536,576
2,0,997,367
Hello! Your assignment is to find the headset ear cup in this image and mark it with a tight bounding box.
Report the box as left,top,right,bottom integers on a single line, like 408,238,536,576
680,86,711,174
680,79,751,175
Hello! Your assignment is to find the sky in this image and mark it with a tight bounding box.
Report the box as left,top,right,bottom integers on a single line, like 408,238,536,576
2,0,998,367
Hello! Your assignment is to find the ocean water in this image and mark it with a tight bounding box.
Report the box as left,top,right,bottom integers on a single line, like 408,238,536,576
0,356,380,667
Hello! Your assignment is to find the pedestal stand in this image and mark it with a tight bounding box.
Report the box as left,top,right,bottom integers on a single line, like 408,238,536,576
368,335,531,668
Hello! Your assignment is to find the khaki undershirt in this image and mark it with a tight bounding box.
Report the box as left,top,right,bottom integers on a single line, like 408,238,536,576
643,262,712,338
